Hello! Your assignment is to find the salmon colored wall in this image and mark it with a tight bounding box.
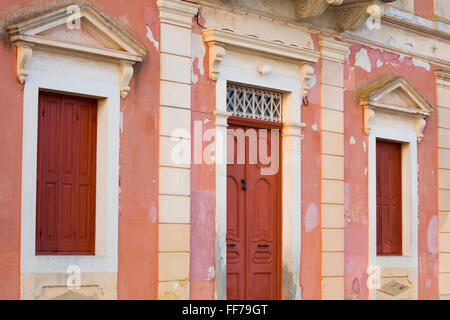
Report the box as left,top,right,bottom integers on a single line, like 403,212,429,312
300,35,322,300
190,13,216,299
0,0,160,299
0,10,23,299
414,0,435,19
344,42,439,299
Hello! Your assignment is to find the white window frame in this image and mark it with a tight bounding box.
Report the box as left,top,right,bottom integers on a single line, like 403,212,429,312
21,50,120,274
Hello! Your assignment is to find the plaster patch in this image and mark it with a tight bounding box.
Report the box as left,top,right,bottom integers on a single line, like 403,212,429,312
364,167,368,177
311,124,318,131
427,215,439,255
119,111,123,134
363,141,367,152
304,203,319,232
355,48,371,73
309,74,316,89
349,136,356,145
149,203,157,224
192,33,206,84
207,267,215,280
412,58,430,71
376,58,383,68
145,25,159,51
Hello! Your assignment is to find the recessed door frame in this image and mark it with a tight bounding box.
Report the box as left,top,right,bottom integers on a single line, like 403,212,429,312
214,63,304,300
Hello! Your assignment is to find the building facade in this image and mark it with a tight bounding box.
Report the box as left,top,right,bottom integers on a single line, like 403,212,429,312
0,0,449,300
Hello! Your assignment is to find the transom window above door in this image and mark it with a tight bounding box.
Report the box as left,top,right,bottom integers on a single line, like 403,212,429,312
226,83,282,123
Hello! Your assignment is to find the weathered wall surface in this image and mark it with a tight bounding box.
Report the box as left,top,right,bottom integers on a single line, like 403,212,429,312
300,35,322,300
0,0,160,299
344,42,439,300
189,12,217,300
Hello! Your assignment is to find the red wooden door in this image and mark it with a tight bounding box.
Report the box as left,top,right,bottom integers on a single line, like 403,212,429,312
376,140,402,256
36,92,97,255
226,121,281,300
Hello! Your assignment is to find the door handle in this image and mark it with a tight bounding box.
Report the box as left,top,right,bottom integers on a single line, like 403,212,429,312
258,244,270,248
227,243,236,247
241,179,247,191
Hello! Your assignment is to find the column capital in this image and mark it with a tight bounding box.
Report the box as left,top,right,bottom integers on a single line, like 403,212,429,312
319,37,351,63
157,0,199,28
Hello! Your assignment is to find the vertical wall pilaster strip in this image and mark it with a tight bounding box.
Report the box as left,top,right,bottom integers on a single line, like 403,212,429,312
436,69,450,299
319,38,350,300
157,0,199,300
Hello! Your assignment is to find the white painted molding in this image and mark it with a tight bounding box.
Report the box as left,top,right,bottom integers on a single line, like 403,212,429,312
202,28,320,82
157,0,199,28
7,3,148,99
359,76,434,142
16,43,33,84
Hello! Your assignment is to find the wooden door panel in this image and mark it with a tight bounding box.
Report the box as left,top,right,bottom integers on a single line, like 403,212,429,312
376,140,402,256
226,123,280,300
36,92,96,254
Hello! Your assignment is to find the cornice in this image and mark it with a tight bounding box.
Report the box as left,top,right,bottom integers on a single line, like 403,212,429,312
202,28,320,64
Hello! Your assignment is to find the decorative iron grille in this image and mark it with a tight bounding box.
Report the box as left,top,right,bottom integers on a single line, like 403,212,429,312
226,83,282,123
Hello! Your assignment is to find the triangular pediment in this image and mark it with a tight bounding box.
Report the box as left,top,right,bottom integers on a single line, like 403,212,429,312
8,2,148,62
359,77,434,117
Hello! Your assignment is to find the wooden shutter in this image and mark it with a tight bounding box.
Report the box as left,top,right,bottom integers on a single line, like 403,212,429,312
376,140,402,256
36,92,97,255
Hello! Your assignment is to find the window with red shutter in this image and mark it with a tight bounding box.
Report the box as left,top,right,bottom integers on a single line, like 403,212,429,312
36,92,97,255
376,139,402,256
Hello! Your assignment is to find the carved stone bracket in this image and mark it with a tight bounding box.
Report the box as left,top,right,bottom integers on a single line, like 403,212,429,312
16,43,33,84
207,44,226,81
296,0,391,31
295,0,343,19
299,62,315,98
120,62,135,99
363,107,376,135
336,1,373,31
415,118,426,143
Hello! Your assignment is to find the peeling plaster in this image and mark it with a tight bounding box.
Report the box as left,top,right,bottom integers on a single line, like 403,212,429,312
376,58,383,68
427,215,439,255
119,111,123,134
145,25,159,51
304,203,319,232
311,124,318,131
207,267,215,280
149,203,157,224
355,48,371,73
412,57,431,71
309,74,316,89
192,33,206,84
349,136,356,145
